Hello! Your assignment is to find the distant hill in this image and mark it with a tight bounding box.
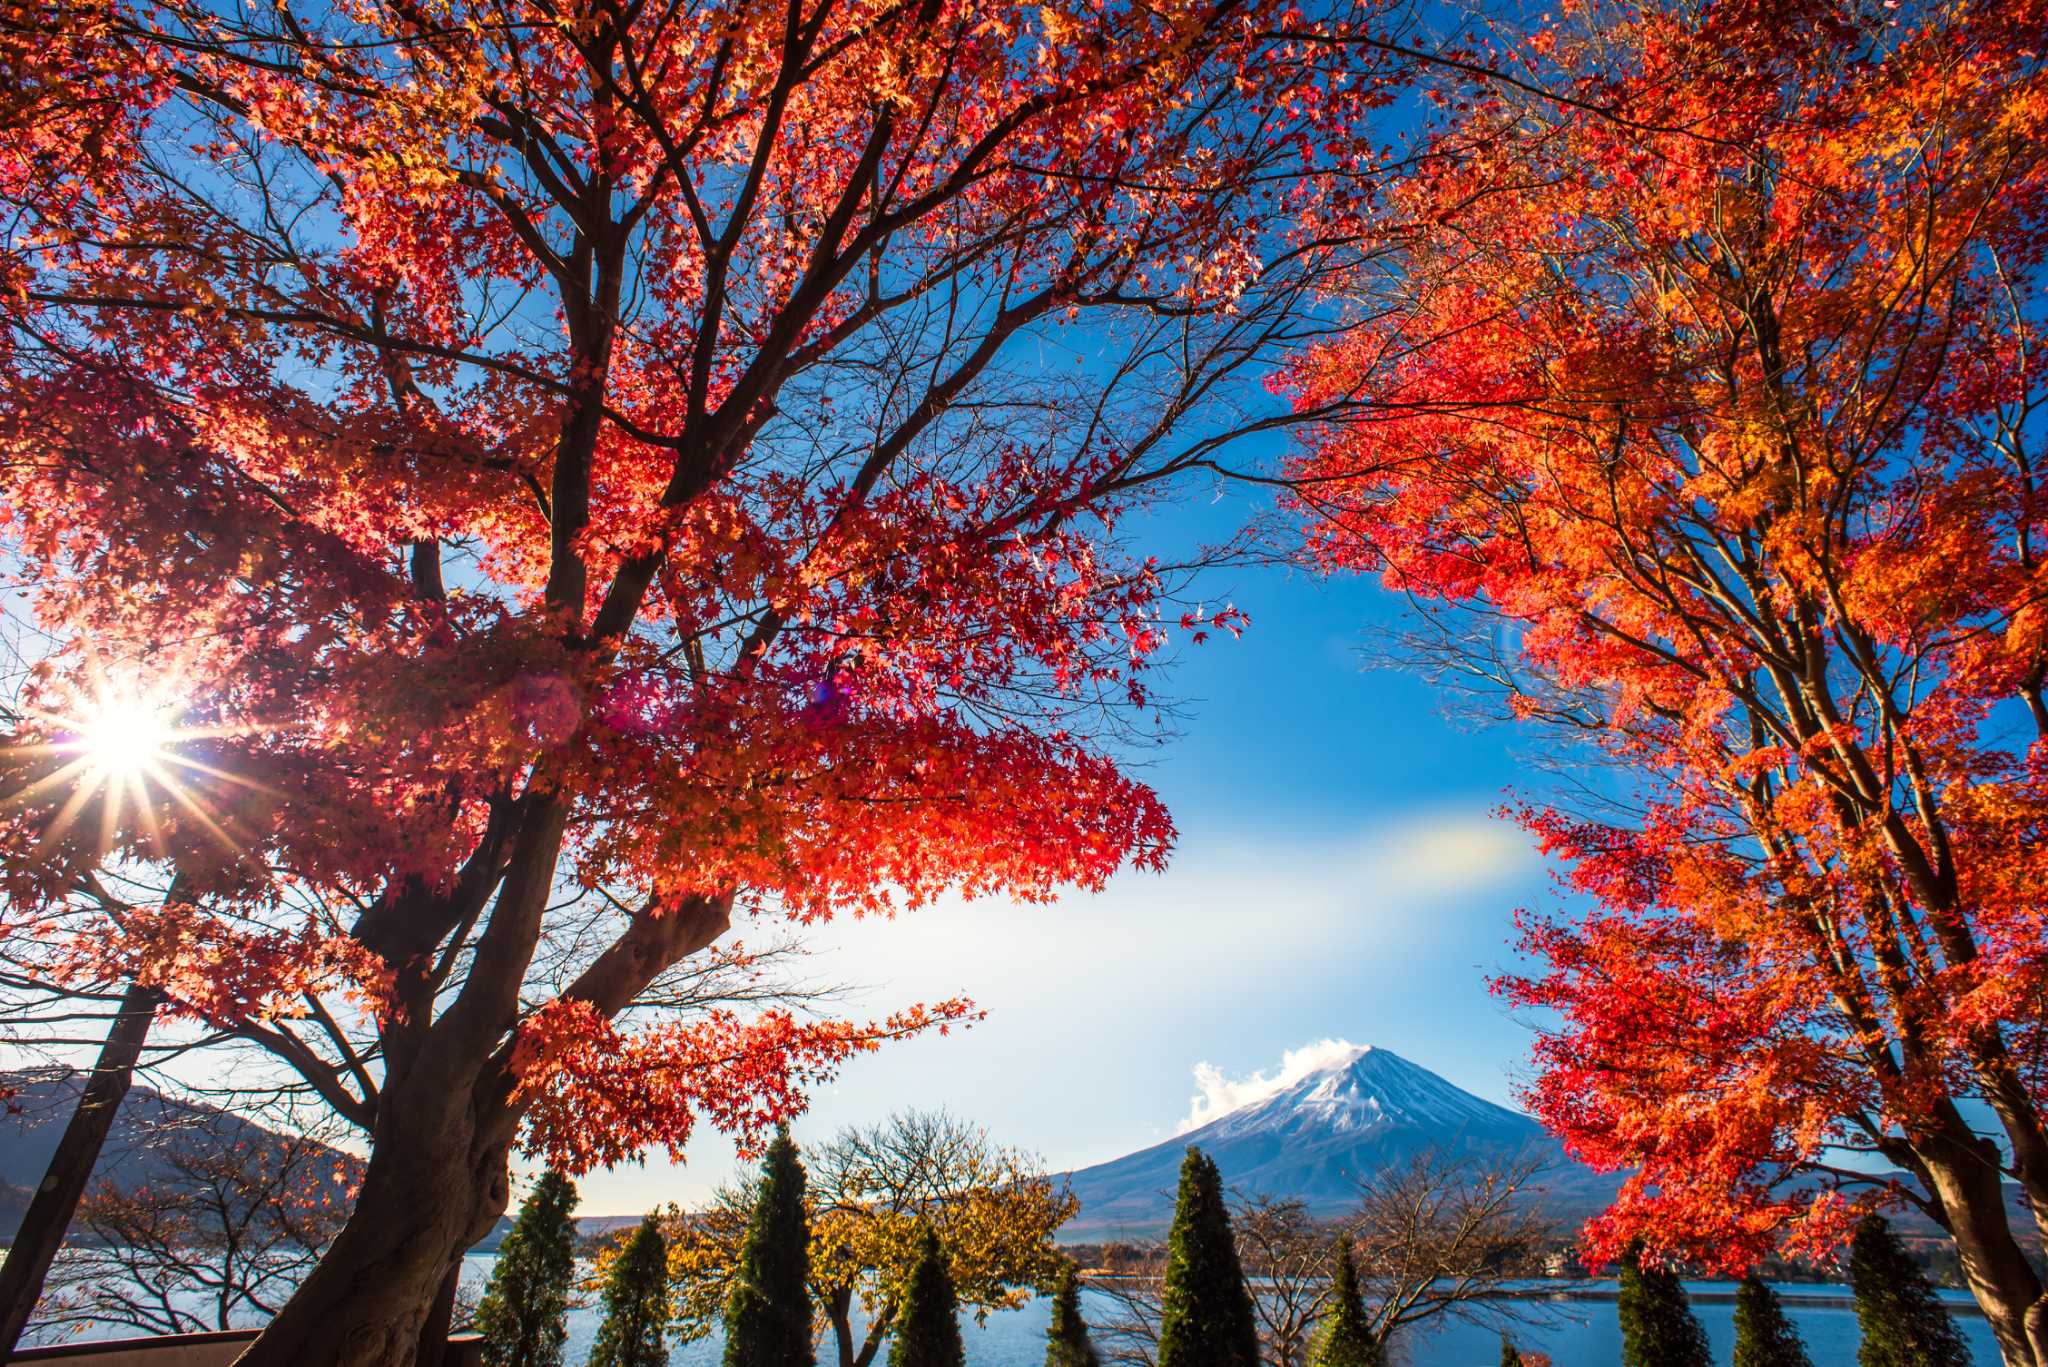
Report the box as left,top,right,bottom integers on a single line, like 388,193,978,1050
0,1070,665,1251
1059,1045,1620,1239
0,1067,362,1238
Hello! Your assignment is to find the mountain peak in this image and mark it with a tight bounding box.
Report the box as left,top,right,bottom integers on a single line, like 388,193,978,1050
1203,1043,1524,1141
1062,1044,1618,1238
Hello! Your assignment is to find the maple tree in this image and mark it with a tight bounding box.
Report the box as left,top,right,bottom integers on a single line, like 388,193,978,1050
0,0,1413,1361
1281,0,2048,1361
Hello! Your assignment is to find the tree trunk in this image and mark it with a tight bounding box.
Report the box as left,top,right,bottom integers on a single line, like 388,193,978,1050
829,1286,857,1367
416,1257,463,1367
0,978,163,1357
1921,1137,2044,1367
230,1085,513,1367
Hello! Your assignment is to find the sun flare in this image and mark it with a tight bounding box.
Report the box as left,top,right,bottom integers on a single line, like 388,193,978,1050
76,695,181,782
2,674,253,863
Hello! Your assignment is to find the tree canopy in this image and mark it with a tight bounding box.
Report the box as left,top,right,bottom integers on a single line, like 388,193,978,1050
1284,0,2048,1355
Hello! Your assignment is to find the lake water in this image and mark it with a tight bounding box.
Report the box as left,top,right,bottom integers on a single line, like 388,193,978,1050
454,1256,2007,1367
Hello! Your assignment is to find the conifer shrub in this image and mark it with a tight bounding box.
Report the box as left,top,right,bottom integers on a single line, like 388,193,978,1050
723,1131,814,1367
1733,1274,1813,1367
1617,1240,1711,1367
1156,1147,1259,1367
1309,1237,1383,1367
889,1226,966,1367
1850,1215,1970,1367
589,1216,671,1367
1044,1262,1100,1367
475,1169,580,1367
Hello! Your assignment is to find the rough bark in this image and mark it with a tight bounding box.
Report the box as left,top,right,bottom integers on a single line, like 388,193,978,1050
0,977,163,1357
1917,1135,2043,1367
232,822,733,1366
229,1072,516,1367
416,1257,463,1367
228,800,572,1367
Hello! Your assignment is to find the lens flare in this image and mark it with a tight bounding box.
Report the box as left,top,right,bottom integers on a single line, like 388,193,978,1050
3,674,253,865
76,695,180,782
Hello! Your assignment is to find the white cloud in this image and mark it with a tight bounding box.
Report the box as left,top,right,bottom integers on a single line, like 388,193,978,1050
1178,1037,1370,1133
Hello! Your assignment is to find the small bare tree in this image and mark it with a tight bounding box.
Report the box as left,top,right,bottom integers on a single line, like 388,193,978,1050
1235,1196,1336,1367
1089,1242,1166,1367
1349,1153,1553,1347
1092,1153,1553,1367
38,1124,358,1337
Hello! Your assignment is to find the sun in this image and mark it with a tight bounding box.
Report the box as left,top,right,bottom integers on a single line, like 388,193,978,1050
2,674,251,862
76,694,181,782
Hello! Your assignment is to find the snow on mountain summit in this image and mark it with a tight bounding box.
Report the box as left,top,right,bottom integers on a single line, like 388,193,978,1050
1198,1044,1537,1144
1062,1042,1617,1238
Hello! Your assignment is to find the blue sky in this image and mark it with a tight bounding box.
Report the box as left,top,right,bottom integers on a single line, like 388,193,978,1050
569,495,1568,1214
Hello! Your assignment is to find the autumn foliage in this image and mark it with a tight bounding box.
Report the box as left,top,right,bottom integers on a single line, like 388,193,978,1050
0,0,1405,1360
1283,0,2048,1360
663,1110,1072,1367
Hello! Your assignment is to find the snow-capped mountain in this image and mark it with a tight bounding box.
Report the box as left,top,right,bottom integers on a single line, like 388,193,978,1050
1060,1045,1616,1238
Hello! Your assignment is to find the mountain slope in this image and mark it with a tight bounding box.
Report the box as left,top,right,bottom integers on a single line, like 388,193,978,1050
1061,1045,1616,1238
0,1067,359,1238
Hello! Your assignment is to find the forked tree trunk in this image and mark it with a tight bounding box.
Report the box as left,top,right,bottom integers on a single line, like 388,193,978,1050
233,795,583,1367
0,978,163,1357
230,1083,514,1367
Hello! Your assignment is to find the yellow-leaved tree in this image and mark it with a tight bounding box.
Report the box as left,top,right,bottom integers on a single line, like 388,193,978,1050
661,1111,1074,1366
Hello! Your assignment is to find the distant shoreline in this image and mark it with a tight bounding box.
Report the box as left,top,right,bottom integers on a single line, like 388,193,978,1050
1083,1274,1986,1318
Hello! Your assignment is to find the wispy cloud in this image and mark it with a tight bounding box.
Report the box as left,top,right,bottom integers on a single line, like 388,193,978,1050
1356,810,1534,899
1179,1037,1369,1133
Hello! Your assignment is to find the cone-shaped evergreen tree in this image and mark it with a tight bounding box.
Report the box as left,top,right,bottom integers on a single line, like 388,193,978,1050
475,1169,580,1367
723,1131,815,1367
1044,1262,1100,1367
1156,1147,1259,1367
1309,1238,1383,1367
1617,1240,1711,1367
1850,1215,1970,1367
889,1226,966,1367
588,1215,672,1367
1733,1274,1814,1367
1498,1339,1524,1367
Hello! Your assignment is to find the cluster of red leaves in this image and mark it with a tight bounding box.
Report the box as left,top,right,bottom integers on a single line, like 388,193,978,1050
1284,0,2048,1274
506,996,980,1173
41,900,397,1028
